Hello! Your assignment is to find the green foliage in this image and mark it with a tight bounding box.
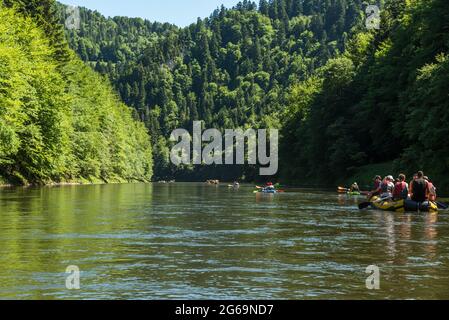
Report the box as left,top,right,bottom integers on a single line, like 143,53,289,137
345,162,395,188
0,3,153,185
3,0,71,63
281,0,449,192
5,0,446,190
64,0,366,180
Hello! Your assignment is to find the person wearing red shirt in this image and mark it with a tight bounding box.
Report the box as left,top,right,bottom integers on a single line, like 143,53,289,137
393,174,409,200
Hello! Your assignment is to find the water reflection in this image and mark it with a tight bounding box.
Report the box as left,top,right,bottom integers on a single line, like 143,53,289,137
371,211,440,263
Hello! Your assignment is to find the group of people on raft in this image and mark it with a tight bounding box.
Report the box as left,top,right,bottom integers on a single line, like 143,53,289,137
351,171,437,203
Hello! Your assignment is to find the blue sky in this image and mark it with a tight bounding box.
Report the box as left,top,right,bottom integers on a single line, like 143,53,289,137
59,0,242,26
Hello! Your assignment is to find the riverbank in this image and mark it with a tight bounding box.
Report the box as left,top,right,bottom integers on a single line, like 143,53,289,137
0,174,148,188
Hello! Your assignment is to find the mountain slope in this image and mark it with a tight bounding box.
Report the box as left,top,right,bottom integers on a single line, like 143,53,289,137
62,0,369,181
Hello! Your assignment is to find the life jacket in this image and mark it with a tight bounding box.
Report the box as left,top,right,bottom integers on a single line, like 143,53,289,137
380,181,394,194
393,181,408,199
412,179,428,203
428,182,436,201
374,180,381,190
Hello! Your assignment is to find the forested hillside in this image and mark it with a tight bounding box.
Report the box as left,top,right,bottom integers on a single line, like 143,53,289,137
17,0,448,190
62,0,369,181
281,0,449,190
0,1,153,185
57,3,178,79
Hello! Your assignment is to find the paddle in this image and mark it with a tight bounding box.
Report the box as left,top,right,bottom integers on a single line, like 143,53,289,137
436,201,449,210
257,184,282,188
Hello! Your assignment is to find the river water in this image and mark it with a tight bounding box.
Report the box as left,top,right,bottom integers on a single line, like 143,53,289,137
0,183,448,300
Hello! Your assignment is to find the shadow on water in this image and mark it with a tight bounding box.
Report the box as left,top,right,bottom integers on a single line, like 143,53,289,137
0,183,448,299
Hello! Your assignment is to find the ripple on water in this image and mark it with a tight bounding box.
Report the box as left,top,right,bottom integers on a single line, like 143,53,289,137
1,183,449,299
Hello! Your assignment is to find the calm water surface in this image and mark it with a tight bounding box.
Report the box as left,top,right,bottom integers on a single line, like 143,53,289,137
0,183,448,299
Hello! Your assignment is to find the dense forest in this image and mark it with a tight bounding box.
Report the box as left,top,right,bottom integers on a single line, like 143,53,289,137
281,0,449,190
60,0,371,181
2,0,448,191
0,0,153,185
63,0,449,191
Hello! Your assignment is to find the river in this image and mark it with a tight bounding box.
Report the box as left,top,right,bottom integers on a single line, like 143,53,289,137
0,183,448,299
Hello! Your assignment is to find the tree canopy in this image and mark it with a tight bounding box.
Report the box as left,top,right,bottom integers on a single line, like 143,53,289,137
281,0,449,191
5,0,447,190
63,0,367,181
0,1,153,185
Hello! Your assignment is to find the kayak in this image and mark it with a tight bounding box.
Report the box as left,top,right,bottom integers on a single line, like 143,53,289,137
254,189,277,194
366,196,438,213
337,187,368,196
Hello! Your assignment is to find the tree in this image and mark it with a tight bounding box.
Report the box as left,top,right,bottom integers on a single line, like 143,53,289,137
0,4,153,184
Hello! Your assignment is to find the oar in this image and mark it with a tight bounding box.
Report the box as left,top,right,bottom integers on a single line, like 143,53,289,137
338,186,352,194
436,201,449,210
257,185,281,189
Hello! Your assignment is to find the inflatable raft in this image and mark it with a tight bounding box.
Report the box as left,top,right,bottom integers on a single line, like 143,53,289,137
369,196,438,213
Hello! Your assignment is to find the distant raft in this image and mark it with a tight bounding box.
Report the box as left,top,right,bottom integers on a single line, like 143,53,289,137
254,189,277,194
368,196,438,213
337,187,368,196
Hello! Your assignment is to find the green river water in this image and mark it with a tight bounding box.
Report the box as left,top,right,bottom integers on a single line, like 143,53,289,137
0,183,448,300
